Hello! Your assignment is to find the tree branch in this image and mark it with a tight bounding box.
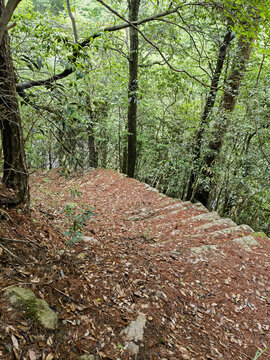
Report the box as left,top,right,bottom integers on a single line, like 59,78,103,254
97,0,212,88
16,2,205,92
66,0,78,42
0,0,22,44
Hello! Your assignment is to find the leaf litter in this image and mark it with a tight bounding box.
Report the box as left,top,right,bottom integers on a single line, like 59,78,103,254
0,168,269,359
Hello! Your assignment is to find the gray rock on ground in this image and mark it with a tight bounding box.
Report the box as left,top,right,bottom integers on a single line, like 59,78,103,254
121,312,147,355
232,235,259,248
5,286,58,330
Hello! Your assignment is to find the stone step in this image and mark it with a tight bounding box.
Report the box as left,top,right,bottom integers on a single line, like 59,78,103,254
179,224,254,239
180,211,220,225
194,218,236,231
232,235,260,248
211,224,254,237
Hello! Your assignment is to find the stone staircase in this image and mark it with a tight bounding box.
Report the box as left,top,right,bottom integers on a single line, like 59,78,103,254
132,182,266,261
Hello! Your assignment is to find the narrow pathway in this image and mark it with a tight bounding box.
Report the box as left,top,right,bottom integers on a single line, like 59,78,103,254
31,168,270,360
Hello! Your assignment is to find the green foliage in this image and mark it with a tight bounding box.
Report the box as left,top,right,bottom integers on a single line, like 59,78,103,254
7,0,270,235
61,189,94,246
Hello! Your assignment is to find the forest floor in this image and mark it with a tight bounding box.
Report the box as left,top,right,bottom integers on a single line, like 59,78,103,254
0,168,270,360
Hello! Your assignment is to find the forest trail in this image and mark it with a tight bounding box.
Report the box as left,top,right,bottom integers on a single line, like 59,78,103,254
1,168,270,360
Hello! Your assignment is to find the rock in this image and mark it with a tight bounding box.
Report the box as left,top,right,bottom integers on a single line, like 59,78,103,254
238,224,254,232
194,218,236,231
82,236,100,244
190,244,218,255
125,342,139,355
211,224,254,237
163,203,187,211
180,212,220,225
121,313,146,342
121,313,146,355
190,211,220,222
144,184,159,193
192,202,207,211
6,286,58,330
76,355,96,360
232,235,259,248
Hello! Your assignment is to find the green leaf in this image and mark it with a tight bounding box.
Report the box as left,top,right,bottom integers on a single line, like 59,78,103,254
75,70,85,80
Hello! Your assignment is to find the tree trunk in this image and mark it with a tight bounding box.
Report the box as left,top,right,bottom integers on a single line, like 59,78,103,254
126,0,140,178
0,0,29,205
186,30,233,201
85,96,98,168
193,34,254,207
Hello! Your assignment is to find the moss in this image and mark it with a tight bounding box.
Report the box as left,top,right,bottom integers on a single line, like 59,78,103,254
5,286,58,329
253,232,267,239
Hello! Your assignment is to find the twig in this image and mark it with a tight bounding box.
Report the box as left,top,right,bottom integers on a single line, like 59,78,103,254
0,208,13,221
38,207,56,218
0,237,28,244
53,287,71,298
8,228,43,248
0,243,21,261
53,287,79,303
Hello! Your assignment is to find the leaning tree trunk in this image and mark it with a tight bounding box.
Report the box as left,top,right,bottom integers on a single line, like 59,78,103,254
186,29,234,201
126,0,140,178
193,33,254,207
0,0,29,205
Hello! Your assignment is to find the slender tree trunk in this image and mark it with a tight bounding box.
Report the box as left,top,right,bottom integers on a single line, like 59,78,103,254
85,96,98,168
48,132,52,169
126,0,140,178
121,119,128,173
186,30,233,200
66,0,78,43
87,126,98,168
0,0,29,205
193,34,254,206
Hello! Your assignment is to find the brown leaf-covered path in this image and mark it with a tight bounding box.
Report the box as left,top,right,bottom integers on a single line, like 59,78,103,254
1,168,270,359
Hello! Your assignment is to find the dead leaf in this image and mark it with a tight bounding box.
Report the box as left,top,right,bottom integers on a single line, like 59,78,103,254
45,354,54,360
11,334,19,351
28,350,37,360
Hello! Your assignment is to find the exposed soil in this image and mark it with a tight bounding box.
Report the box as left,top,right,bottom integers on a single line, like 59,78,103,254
0,168,269,359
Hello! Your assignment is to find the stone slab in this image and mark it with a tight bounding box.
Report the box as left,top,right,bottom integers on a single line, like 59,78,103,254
194,218,236,231
232,235,259,248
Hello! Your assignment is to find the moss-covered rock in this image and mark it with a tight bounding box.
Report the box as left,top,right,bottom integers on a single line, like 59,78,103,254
232,235,259,248
5,286,58,330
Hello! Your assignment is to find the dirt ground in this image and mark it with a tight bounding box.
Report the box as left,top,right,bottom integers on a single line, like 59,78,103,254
0,168,269,360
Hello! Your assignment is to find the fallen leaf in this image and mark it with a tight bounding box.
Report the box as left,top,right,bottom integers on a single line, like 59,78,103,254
45,354,54,360
29,350,37,360
11,334,19,351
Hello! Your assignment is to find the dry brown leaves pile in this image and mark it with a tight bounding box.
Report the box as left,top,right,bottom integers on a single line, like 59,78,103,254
0,168,269,360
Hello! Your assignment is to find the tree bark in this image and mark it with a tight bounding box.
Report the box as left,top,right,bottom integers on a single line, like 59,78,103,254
66,0,78,42
126,0,140,178
193,33,254,207
186,30,234,200
0,0,22,43
85,96,98,168
0,0,29,205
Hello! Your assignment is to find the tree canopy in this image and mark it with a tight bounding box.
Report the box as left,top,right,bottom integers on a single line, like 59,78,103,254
0,0,269,235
